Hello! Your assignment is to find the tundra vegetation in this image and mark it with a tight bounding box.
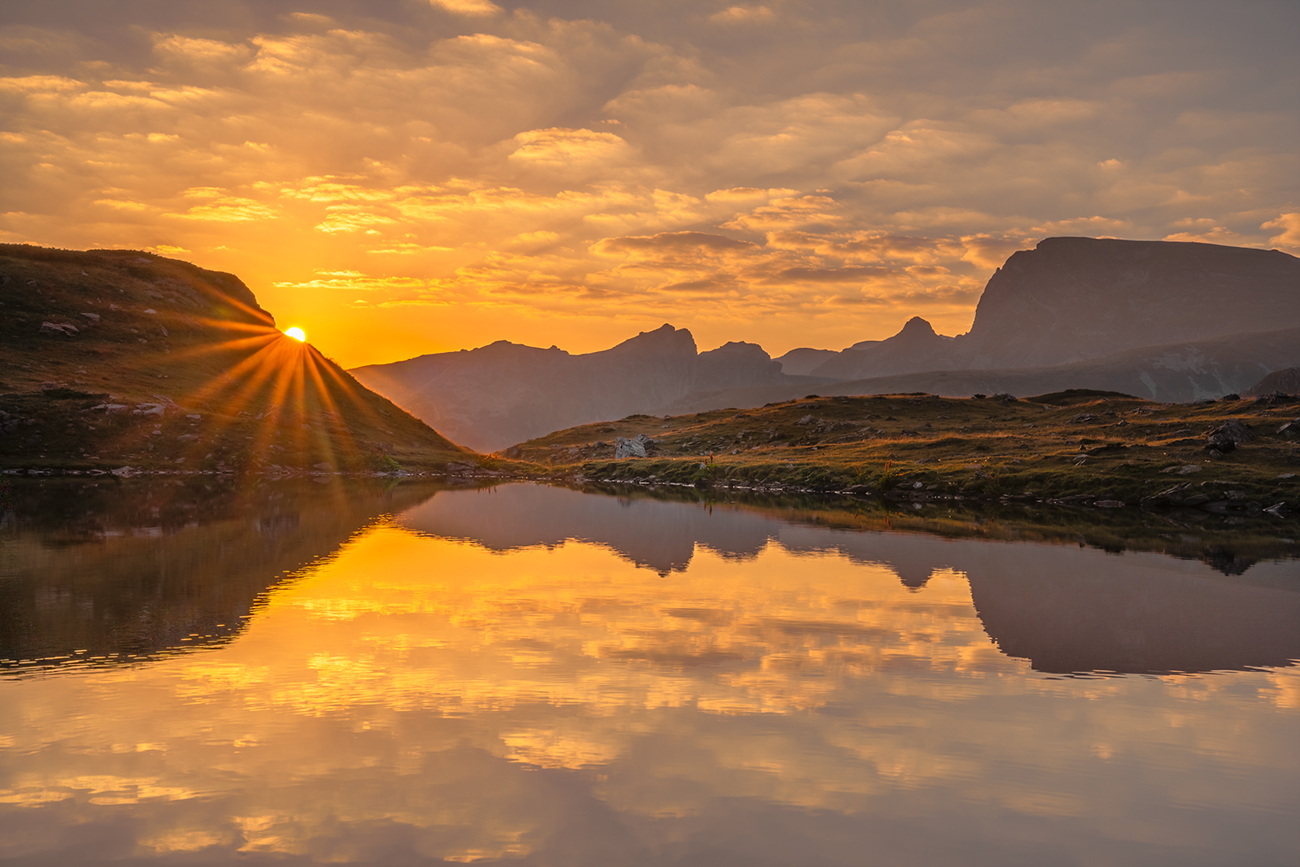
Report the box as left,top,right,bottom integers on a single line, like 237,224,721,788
499,389,1299,514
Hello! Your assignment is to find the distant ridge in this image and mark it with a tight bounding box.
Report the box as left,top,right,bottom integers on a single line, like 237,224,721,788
658,325,1300,413
351,237,1298,449
351,324,798,452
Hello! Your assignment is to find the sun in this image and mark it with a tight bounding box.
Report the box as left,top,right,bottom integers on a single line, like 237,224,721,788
283,326,306,342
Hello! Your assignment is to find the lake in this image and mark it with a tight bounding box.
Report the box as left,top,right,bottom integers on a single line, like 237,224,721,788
1,478,1297,866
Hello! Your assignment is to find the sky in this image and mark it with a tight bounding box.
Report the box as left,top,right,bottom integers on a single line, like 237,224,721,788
1,0,1297,368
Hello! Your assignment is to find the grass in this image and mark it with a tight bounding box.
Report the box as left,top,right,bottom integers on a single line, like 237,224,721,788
496,390,1300,511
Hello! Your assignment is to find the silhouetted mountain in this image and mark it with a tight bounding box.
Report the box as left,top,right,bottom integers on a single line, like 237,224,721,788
660,325,1300,411
352,324,794,452
807,238,1300,380
774,347,839,375
810,316,956,380
959,237,1300,368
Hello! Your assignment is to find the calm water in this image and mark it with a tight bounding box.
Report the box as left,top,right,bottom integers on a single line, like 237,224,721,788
0,479,1297,866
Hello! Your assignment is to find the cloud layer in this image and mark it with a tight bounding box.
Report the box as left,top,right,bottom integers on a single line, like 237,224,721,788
1,0,1296,365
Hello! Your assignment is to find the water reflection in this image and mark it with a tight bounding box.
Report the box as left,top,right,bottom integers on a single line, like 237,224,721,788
0,482,1295,866
401,484,1300,675
0,477,450,673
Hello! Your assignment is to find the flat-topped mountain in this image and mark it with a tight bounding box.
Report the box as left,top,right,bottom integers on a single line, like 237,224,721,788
351,324,796,452
959,237,1300,368
807,238,1300,380
0,245,473,472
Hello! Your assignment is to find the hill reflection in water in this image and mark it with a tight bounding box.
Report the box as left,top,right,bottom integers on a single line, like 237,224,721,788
0,477,452,674
400,483,1300,675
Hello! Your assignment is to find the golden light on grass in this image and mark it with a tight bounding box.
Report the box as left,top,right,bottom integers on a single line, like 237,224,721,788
284,326,307,342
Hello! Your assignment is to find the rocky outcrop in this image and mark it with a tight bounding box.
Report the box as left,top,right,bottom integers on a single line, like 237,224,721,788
1243,367,1300,397
614,434,656,458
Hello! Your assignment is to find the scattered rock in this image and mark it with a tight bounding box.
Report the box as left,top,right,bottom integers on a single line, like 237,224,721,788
615,434,656,458
133,403,165,416
1277,419,1300,436
1205,419,1254,453
797,414,816,425
1070,413,1099,423
1264,502,1289,518
40,321,79,336
313,462,333,472
79,312,100,322
1159,464,1203,475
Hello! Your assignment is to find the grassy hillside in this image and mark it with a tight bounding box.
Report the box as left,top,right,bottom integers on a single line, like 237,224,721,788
0,245,476,473
502,389,1300,511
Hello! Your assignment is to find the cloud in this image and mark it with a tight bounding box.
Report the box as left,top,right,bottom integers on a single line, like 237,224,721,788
508,128,633,171
1262,213,1300,251
0,2,1294,363
428,0,502,16
593,231,758,257
710,6,776,25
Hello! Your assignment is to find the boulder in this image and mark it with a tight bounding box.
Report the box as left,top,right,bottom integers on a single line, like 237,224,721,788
1206,419,1254,452
40,322,79,336
615,434,655,458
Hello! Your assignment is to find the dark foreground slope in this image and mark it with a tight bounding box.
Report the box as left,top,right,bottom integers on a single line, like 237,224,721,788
352,324,801,452
0,245,475,473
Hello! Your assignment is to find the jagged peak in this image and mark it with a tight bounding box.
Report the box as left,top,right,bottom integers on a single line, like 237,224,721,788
608,323,697,355
898,316,937,336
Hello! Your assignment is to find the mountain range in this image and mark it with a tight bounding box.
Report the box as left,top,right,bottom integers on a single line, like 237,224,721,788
353,237,1300,452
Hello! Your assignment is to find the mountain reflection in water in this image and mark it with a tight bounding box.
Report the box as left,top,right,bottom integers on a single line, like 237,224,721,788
401,484,1300,675
0,481,1296,866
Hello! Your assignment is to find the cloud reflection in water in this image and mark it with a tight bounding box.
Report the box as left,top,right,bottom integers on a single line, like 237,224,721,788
0,483,1295,866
